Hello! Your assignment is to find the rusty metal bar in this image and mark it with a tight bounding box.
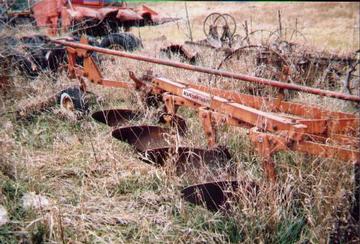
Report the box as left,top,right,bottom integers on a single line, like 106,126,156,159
153,77,307,140
52,39,360,103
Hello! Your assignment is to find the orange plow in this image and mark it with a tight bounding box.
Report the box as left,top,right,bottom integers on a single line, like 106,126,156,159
53,37,359,211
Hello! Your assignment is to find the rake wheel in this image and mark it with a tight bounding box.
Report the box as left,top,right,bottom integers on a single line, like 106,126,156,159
215,13,237,38
268,28,307,45
343,59,360,96
244,29,273,45
216,44,298,97
203,12,223,38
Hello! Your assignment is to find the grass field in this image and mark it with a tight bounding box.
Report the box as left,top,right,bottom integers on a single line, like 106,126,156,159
0,1,359,243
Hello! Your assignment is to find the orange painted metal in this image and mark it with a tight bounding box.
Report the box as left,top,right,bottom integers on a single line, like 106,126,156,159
153,77,307,140
30,1,178,35
58,39,360,182
53,39,360,102
32,0,62,35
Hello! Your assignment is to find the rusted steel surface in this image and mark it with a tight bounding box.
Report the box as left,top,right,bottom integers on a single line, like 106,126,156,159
92,109,142,127
154,77,307,139
151,76,359,181
148,75,359,182
181,180,258,211
158,113,188,136
177,80,358,120
58,39,359,185
52,39,360,102
50,16,360,214
160,44,199,64
91,109,187,142
112,125,172,152
110,115,187,151
154,78,359,138
140,146,235,184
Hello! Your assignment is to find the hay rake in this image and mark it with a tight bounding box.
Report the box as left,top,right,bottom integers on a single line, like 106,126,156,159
53,37,359,211
166,12,358,96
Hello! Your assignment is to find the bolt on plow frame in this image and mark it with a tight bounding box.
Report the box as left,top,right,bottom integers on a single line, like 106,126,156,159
53,37,359,211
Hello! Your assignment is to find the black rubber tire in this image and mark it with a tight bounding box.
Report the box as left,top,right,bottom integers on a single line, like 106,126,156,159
100,33,142,51
70,35,101,47
21,36,66,77
57,86,88,112
122,32,143,49
45,47,66,73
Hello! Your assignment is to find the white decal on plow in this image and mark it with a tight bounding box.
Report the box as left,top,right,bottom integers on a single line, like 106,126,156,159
182,88,211,107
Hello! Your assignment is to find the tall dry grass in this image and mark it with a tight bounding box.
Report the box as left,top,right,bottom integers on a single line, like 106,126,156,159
0,2,359,243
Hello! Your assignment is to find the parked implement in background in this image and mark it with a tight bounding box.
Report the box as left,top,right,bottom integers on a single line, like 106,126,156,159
0,34,66,78
1,0,178,36
0,0,34,26
0,1,179,78
162,12,358,95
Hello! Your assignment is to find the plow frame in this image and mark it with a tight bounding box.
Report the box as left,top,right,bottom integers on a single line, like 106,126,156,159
58,38,359,182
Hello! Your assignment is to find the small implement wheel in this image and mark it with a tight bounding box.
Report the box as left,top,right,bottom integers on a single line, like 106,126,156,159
58,86,87,113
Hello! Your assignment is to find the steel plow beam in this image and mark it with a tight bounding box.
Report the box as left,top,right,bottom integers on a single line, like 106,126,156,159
249,128,359,162
153,77,307,140
56,38,359,184
149,77,359,182
177,81,358,120
53,39,360,103
154,78,359,139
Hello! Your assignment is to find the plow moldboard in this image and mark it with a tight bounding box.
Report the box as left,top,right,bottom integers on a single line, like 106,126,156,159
181,180,258,211
92,109,142,127
140,146,236,184
112,125,171,152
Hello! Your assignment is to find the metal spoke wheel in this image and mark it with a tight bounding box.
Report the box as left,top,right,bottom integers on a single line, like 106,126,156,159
215,13,237,38
268,28,307,45
216,45,296,97
244,29,273,45
203,12,223,38
343,60,360,96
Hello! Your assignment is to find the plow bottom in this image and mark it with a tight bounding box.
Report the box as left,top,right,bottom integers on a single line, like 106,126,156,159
140,146,236,184
92,109,142,127
112,125,171,152
181,180,258,211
